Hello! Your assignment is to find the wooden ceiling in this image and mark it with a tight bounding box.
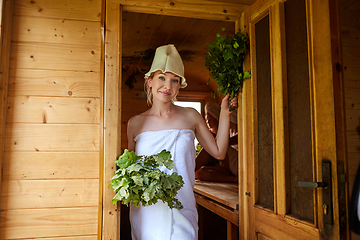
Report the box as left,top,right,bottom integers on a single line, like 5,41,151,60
121,11,238,92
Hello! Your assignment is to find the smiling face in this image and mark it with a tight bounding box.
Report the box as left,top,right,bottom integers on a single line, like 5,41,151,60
148,71,181,104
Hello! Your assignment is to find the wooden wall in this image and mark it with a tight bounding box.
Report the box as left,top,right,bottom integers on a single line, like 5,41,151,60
0,0,102,239
339,0,360,239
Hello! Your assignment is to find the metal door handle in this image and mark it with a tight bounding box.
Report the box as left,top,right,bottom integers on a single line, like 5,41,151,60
298,181,328,188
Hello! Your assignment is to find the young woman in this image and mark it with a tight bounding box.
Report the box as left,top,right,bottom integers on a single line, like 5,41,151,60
126,44,237,240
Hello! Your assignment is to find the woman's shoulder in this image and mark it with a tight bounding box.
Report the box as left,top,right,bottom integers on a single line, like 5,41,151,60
128,111,149,131
175,105,201,118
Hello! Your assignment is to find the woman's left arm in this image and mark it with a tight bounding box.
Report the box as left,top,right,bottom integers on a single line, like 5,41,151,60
195,94,237,159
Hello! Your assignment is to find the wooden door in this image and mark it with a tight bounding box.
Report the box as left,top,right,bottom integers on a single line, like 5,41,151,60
240,0,348,239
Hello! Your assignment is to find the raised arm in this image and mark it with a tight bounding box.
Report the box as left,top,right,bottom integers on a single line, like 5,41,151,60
195,94,237,160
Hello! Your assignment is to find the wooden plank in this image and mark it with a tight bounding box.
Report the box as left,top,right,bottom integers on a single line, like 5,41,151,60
346,135,360,153
343,66,360,80
2,152,99,180
5,123,100,151
103,2,121,239
270,2,288,216
249,0,277,21
340,25,360,47
28,236,97,240
10,43,100,72
345,109,360,130
7,96,100,124
239,9,250,240
0,207,98,239
344,86,360,105
1,179,99,210
9,69,101,97
195,193,239,226
27,236,97,240
342,45,360,67
12,15,101,46
0,0,14,213
254,207,319,240
118,0,250,20
14,0,101,21
227,221,239,240
194,181,238,209
344,78,360,89
309,0,341,237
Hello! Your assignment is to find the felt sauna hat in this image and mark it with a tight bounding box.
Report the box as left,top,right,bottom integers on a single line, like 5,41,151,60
145,44,187,88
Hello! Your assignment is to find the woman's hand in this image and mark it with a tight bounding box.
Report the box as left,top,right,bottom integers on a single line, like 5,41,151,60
221,93,238,113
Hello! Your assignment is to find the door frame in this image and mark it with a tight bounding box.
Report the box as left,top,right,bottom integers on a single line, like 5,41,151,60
102,0,252,239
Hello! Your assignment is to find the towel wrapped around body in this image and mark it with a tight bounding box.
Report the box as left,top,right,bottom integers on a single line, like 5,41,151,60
130,129,198,240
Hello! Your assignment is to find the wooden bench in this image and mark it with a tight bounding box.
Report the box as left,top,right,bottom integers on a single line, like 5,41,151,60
194,180,239,240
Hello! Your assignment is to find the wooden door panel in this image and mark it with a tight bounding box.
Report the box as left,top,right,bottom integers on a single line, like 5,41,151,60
242,0,346,239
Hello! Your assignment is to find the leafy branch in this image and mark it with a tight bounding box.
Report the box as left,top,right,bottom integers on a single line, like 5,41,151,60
110,149,184,209
205,28,251,109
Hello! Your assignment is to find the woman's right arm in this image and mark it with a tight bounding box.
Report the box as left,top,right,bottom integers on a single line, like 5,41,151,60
127,116,137,152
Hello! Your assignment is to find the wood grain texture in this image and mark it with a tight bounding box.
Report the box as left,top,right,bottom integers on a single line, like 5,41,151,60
1,179,99,210
0,0,14,214
25,236,97,240
2,152,99,180
103,2,120,239
12,15,101,46
9,69,101,97
14,0,101,21
117,0,249,19
254,207,319,240
194,181,239,210
10,43,100,72
7,96,100,124
5,123,100,151
0,207,98,239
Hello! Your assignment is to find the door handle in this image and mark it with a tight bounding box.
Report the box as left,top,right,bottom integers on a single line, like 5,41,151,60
298,181,327,188
297,160,333,225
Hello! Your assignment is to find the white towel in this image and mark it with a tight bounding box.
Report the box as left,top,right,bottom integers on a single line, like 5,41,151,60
130,129,198,240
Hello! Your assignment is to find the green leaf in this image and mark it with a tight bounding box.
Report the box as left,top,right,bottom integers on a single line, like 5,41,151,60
244,71,251,79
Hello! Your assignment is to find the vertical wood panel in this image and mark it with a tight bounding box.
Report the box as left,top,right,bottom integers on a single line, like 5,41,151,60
270,2,288,216
103,2,120,239
309,0,340,237
0,0,14,217
239,9,250,240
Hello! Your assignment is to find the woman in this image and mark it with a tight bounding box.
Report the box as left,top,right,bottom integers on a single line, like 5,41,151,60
127,44,237,240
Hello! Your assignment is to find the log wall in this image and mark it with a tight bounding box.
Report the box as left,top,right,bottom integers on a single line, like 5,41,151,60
0,0,102,239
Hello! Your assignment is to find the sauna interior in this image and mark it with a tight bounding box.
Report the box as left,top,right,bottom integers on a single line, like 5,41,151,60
0,0,359,239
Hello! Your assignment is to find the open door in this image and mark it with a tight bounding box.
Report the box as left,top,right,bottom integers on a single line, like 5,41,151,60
241,0,348,239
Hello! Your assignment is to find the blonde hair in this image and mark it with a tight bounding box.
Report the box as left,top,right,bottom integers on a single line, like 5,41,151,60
144,72,182,106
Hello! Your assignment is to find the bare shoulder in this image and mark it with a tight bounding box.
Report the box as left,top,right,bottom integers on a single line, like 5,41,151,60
127,111,149,138
175,105,204,128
